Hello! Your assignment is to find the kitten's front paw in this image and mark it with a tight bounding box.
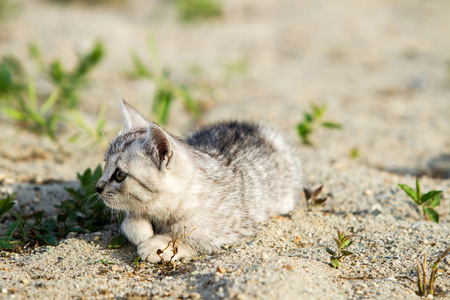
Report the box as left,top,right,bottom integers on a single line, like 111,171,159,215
137,235,196,263
137,240,171,263
121,215,154,246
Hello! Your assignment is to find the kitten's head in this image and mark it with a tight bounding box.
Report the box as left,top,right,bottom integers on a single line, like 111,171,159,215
96,101,192,214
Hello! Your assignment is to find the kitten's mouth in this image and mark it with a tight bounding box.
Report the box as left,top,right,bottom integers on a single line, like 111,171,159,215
99,196,112,206
102,198,112,206
100,196,121,210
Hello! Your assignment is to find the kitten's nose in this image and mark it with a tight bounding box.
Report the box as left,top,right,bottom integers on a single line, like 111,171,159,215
96,181,106,194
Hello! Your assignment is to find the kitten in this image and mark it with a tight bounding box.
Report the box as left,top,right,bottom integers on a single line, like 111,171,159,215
96,101,302,262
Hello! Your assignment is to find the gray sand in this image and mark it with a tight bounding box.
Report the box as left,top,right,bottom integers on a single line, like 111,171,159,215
0,0,449,299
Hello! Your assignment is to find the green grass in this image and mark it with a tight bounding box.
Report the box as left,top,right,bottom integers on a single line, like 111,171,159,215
1,81,60,140
297,103,342,145
175,0,222,23
398,177,442,223
130,37,200,125
349,147,360,159
0,165,123,250
416,247,450,296
1,42,109,142
0,55,26,99
0,192,16,218
29,41,105,109
326,229,354,268
68,102,109,148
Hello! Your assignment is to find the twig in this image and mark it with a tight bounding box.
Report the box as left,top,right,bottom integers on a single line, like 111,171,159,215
422,254,427,296
417,258,423,295
156,227,197,263
337,275,415,284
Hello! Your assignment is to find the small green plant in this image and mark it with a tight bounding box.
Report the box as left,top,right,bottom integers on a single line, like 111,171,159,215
133,255,141,268
0,210,60,250
1,81,60,140
349,147,360,159
416,247,450,296
108,234,127,249
0,55,26,100
56,164,116,232
303,185,328,211
175,0,222,23
326,229,354,268
130,37,199,124
69,102,109,148
297,103,342,145
0,165,122,250
0,192,16,218
1,42,108,142
94,259,114,265
398,177,442,223
29,41,105,109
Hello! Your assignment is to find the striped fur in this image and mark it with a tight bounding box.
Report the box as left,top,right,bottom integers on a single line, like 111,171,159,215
96,101,303,262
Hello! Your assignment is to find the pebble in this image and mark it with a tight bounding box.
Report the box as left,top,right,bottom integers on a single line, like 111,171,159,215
261,253,269,260
236,293,246,300
111,265,119,271
283,265,293,271
371,204,382,216
21,278,29,284
364,190,373,196
217,266,226,274
387,277,396,282
1,288,7,294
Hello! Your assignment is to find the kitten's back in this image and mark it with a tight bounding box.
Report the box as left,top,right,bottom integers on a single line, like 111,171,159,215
186,121,302,220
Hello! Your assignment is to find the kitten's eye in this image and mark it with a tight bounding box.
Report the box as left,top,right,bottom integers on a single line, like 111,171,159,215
113,168,127,183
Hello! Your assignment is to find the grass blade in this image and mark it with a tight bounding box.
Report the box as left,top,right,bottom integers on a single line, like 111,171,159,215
130,52,152,78
424,207,439,223
398,184,418,202
108,234,127,249
428,195,441,208
326,248,337,256
146,36,161,74
39,88,59,115
341,250,354,256
0,239,14,250
27,80,37,112
416,177,421,201
330,257,339,268
419,191,442,204
321,122,342,129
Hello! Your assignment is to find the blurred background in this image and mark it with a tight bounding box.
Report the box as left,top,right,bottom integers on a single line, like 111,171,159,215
0,0,449,183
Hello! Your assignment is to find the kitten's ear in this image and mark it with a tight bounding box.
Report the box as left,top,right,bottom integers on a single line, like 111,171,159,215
144,123,175,170
121,100,150,130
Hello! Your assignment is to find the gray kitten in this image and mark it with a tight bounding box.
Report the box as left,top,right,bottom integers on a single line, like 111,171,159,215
96,101,302,262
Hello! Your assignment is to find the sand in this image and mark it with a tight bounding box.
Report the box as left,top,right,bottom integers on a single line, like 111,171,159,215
0,0,449,299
